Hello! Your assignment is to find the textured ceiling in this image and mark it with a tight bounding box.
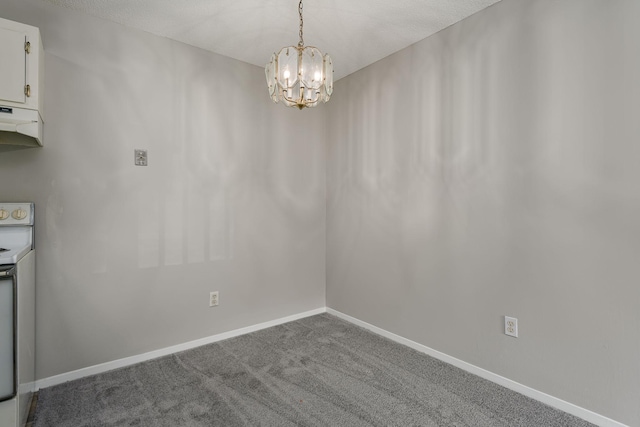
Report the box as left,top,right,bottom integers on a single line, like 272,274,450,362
40,0,502,80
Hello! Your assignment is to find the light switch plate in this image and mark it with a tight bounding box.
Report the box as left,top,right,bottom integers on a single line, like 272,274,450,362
134,149,147,166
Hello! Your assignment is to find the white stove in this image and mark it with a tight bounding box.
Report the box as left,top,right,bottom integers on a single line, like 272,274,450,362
0,246,33,266
0,203,35,427
0,203,34,266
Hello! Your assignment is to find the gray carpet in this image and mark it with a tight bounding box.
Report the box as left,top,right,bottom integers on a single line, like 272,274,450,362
33,314,595,426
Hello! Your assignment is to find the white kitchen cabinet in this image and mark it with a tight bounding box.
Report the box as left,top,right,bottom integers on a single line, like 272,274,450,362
0,17,44,117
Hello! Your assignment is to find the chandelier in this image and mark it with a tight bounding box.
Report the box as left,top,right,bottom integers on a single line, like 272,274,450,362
265,0,333,110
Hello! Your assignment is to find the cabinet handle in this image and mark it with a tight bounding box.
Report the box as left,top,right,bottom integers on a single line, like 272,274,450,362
24,85,31,97
25,41,31,54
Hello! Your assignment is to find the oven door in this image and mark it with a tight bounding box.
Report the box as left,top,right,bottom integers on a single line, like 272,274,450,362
0,265,16,402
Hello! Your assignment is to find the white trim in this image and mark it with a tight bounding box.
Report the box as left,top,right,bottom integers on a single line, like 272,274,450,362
327,308,628,427
36,307,326,390
34,306,628,427
18,381,36,394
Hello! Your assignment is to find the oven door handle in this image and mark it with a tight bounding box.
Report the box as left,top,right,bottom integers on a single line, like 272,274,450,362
0,266,17,402
0,267,16,277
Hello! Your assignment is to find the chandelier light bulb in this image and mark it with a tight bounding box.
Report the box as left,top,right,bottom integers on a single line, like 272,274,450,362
265,0,334,110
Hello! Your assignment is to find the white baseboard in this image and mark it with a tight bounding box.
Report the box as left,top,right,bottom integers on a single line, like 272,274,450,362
18,381,36,394
34,306,627,427
35,307,326,390
327,308,628,427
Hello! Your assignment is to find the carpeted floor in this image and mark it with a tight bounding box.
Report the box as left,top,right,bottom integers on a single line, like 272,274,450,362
33,314,595,426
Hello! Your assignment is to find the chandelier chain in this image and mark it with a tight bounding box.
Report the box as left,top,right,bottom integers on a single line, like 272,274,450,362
298,0,304,47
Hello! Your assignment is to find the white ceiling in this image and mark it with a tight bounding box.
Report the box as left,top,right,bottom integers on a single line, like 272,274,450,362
41,0,502,80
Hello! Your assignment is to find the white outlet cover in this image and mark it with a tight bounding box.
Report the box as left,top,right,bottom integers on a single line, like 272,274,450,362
505,316,518,338
209,291,219,307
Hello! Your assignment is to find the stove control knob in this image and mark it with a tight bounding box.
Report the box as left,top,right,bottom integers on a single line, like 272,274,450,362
0,209,8,220
11,208,27,220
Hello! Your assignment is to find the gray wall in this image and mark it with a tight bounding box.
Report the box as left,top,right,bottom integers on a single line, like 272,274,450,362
1,0,638,424
326,0,639,425
0,0,326,380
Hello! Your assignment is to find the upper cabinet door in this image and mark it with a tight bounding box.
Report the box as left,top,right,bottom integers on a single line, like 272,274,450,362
0,27,27,104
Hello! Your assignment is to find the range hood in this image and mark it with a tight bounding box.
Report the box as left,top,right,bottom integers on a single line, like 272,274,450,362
0,106,43,148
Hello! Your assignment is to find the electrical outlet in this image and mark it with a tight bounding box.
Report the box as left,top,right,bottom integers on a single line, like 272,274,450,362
505,316,518,338
209,291,219,307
